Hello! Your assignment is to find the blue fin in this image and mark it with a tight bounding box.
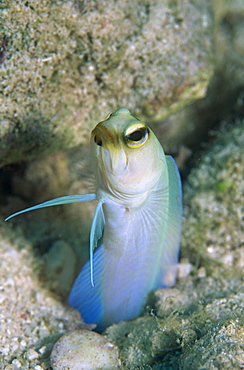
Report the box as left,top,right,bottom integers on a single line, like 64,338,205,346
157,155,182,287
68,244,105,332
5,194,96,221
68,199,106,330
90,200,105,286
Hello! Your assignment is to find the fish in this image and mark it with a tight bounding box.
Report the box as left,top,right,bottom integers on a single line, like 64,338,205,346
5,108,182,332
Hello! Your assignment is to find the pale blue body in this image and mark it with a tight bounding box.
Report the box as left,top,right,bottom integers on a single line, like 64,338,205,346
5,108,182,332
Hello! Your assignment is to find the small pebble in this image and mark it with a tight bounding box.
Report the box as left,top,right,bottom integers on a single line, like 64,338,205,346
11,359,22,368
154,288,189,317
198,266,206,278
178,262,192,278
26,348,39,361
38,345,47,354
50,330,120,370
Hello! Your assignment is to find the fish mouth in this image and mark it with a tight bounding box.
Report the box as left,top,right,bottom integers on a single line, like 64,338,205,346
92,124,128,174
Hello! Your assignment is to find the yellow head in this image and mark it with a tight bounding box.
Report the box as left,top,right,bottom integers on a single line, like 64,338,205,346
90,108,166,202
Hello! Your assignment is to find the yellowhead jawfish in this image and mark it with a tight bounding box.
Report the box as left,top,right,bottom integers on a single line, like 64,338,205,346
6,108,182,332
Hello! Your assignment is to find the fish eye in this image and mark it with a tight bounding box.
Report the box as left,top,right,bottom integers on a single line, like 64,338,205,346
94,135,103,146
124,124,149,148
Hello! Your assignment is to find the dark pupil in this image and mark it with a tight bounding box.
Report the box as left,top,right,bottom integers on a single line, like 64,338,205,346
128,129,145,142
94,136,102,146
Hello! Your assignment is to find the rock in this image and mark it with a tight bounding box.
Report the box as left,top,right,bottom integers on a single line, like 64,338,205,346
0,0,214,167
214,0,244,95
50,330,120,370
149,0,244,162
181,118,244,272
0,227,92,369
153,287,190,317
44,240,76,295
179,310,244,369
106,281,244,369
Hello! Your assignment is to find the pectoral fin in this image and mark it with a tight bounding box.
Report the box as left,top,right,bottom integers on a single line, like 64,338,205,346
90,199,105,286
5,194,96,221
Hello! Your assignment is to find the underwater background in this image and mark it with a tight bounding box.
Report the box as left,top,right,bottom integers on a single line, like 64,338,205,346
0,0,243,369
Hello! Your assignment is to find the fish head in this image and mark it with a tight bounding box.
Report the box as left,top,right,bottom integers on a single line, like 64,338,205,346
91,108,166,201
